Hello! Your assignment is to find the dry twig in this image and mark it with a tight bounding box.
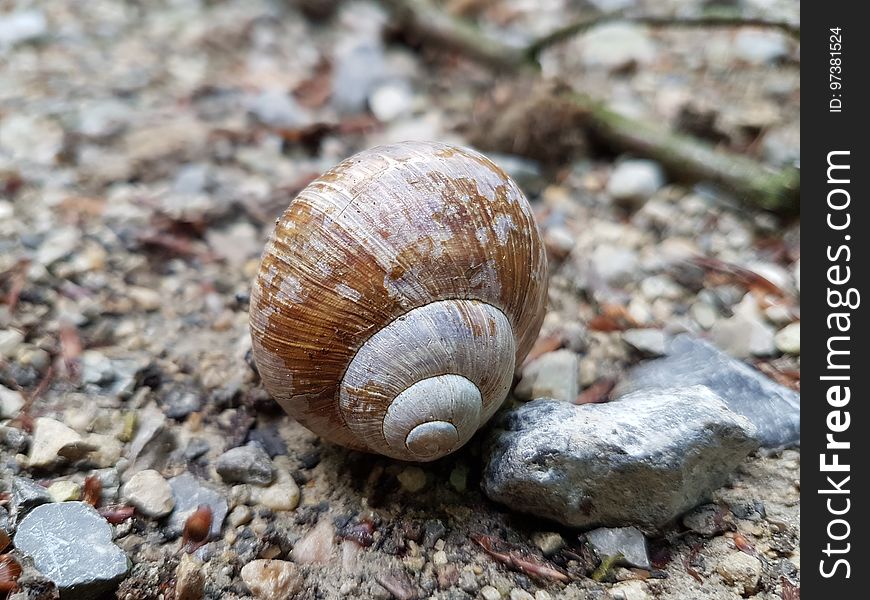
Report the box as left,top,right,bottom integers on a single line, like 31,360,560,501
381,0,800,213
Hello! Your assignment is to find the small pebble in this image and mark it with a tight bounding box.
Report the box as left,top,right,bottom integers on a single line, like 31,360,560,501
47,480,81,503
774,322,800,355
717,552,762,595
398,467,427,492
481,585,502,600
515,349,581,403
240,559,303,600
122,469,175,518
215,442,275,486
253,474,300,511
510,589,534,600
607,160,665,208
174,553,206,600
586,527,651,570
0,385,24,419
608,580,650,600
228,505,253,527
531,532,565,557
290,519,336,565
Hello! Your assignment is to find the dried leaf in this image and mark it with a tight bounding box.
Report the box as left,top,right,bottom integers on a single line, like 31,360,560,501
781,576,800,600
0,553,22,593
692,256,786,297
588,304,639,332
521,333,565,369
99,504,135,524
575,379,615,405
182,505,213,551
83,475,102,507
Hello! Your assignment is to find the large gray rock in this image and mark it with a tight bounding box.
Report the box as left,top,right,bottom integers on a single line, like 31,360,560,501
614,334,800,448
483,387,757,530
14,502,130,599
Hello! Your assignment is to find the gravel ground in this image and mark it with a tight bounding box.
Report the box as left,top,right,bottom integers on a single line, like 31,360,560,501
1,0,799,598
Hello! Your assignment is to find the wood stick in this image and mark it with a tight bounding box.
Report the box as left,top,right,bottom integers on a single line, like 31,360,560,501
380,0,800,213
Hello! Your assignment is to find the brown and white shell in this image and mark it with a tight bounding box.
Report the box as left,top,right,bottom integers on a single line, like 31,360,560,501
249,140,548,461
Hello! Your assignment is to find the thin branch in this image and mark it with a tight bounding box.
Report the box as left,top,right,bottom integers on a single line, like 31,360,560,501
526,13,800,59
382,0,530,72
379,0,800,213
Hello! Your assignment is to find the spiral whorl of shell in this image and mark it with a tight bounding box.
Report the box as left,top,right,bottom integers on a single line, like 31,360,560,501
249,140,548,461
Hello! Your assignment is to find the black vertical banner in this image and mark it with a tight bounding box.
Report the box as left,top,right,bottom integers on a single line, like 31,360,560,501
803,3,869,596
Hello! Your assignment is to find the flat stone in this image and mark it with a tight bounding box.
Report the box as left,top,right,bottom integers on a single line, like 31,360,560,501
483,387,757,530
515,349,581,403
614,334,800,448
241,559,303,600
585,527,651,569
122,469,175,518
28,417,82,468
215,442,275,486
14,502,130,599
167,473,227,539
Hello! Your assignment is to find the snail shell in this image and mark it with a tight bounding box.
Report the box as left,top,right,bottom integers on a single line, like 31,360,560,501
249,141,548,461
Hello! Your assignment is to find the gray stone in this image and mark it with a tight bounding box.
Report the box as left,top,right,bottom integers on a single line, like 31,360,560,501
14,502,130,599
622,329,667,356
167,473,228,539
0,10,47,50
734,30,789,65
585,527,650,569
515,350,581,403
77,99,133,138
247,90,311,128
607,160,664,208
483,387,757,529
332,37,385,114
590,245,640,287
10,477,52,524
580,23,656,71
614,334,800,448
215,442,275,486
